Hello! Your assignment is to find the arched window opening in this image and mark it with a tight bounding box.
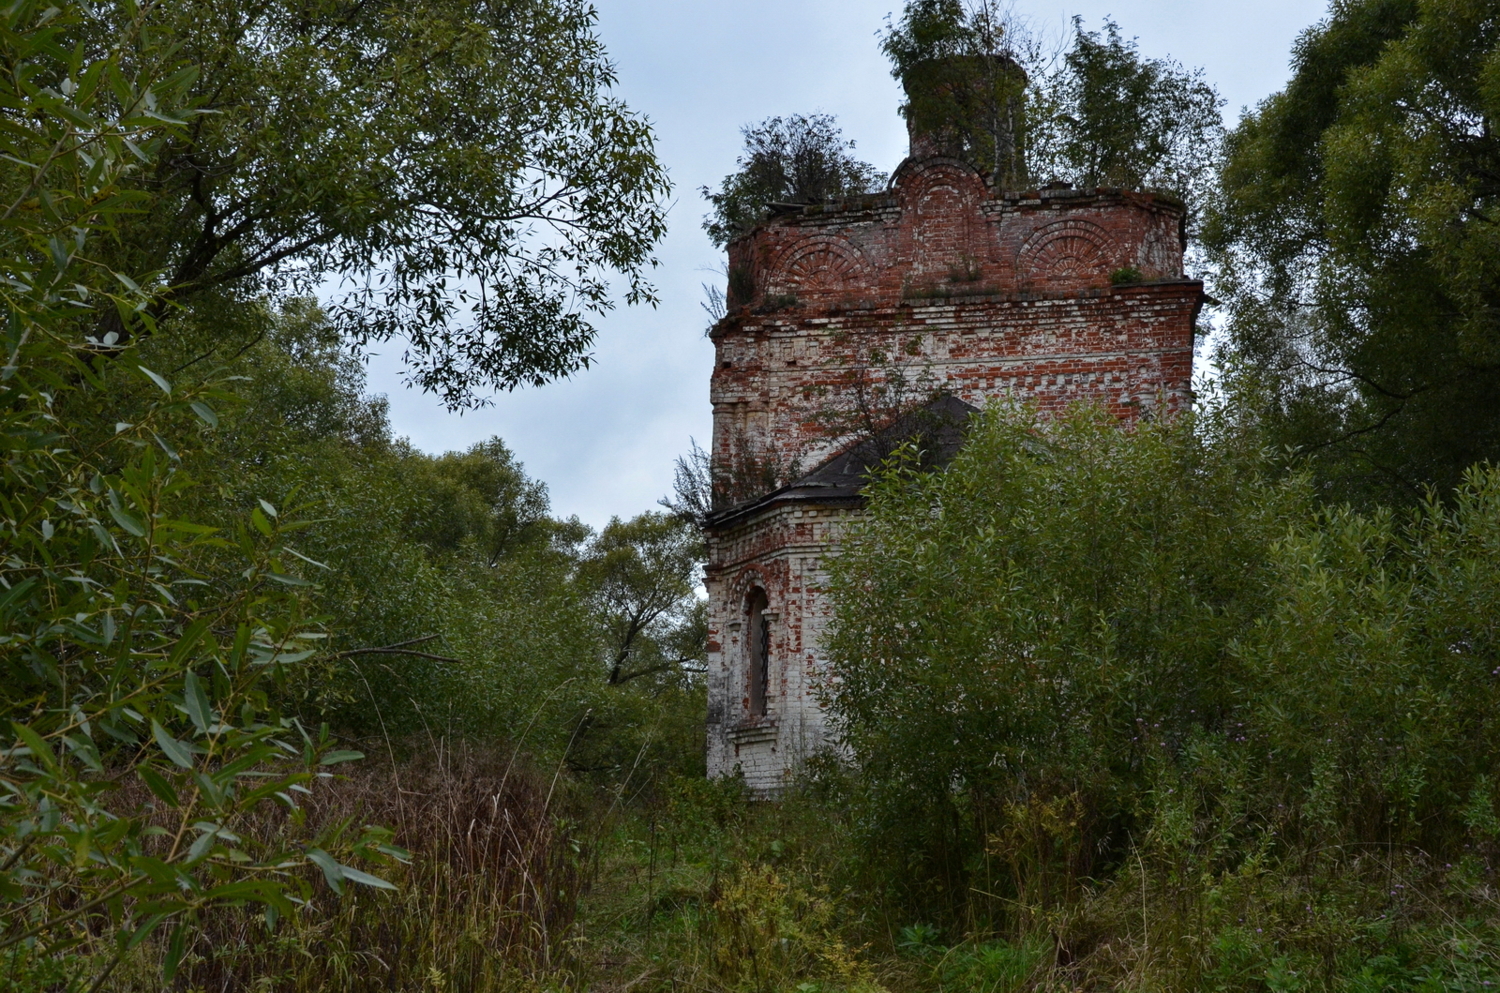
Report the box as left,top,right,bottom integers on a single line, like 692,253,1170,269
746,589,770,719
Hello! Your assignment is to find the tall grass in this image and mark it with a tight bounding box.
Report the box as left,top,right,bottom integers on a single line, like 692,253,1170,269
101,745,1495,993
112,744,582,992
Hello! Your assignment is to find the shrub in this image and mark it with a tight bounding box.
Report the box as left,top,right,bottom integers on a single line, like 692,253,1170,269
825,404,1500,927
0,10,393,988
825,405,1294,916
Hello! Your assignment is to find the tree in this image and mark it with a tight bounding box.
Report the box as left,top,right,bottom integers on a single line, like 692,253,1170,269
1204,0,1500,502
880,0,1033,186
1033,18,1223,213
0,7,397,987
559,512,707,782
407,440,552,566
825,405,1500,923
701,114,885,247
880,2,1222,211
72,0,671,407
660,440,715,527
579,513,704,686
156,306,604,745
823,408,1292,911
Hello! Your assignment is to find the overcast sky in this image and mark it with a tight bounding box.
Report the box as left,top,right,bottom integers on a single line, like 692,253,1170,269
360,0,1331,531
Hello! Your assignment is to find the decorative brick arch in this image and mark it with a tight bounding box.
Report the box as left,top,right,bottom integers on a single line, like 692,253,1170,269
1017,219,1116,287
891,155,985,197
895,158,987,279
728,566,774,608
766,237,870,298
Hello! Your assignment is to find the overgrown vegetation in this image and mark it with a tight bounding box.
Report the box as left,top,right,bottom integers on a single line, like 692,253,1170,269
701,114,887,248
880,0,1034,185
589,404,1500,993
112,747,583,992
1205,0,1500,503
880,1,1224,203
9,0,1500,991
0,0,684,987
705,2,1224,254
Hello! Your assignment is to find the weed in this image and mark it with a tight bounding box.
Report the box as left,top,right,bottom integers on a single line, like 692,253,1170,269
934,938,1048,993
897,923,945,960
111,744,581,992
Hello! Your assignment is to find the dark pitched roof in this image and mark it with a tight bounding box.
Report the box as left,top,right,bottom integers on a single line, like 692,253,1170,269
705,394,979,531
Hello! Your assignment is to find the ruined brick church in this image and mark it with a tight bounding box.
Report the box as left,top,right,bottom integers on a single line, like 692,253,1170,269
702,71,1201,792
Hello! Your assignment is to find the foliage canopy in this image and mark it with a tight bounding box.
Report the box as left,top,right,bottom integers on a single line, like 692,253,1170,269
1206,0,1500,501
701,114,885,247
80,0,670,407
0,6,404,986
826,407,1500,915
0,0,689,984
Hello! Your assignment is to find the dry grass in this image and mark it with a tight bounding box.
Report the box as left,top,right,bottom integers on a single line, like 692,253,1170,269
112,743,582,993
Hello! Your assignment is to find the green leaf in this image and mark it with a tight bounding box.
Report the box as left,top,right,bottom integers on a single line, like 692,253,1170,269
188,825,219,860
250,506,272,536
319,749,364,766
138,365,171,394
204,879,284,903
132,856,180,887
125,913,172,952
166,618,212,670
109,504,146,537
61,733,103,772
163,922,186,982
281,545,329,570
375,843,412,863
183,671,211,734
151,431,180,461
138,765,180,807
10,722,58,772
306,847,344,894
157,519,217,535
189,401,218,428
152,721,194,769
339,865,397,891
229,625,252,668
0,578,37,617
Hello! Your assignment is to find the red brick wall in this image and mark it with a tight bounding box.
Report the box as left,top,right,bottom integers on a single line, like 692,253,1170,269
727,160,1186,307
711,158,1200,475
